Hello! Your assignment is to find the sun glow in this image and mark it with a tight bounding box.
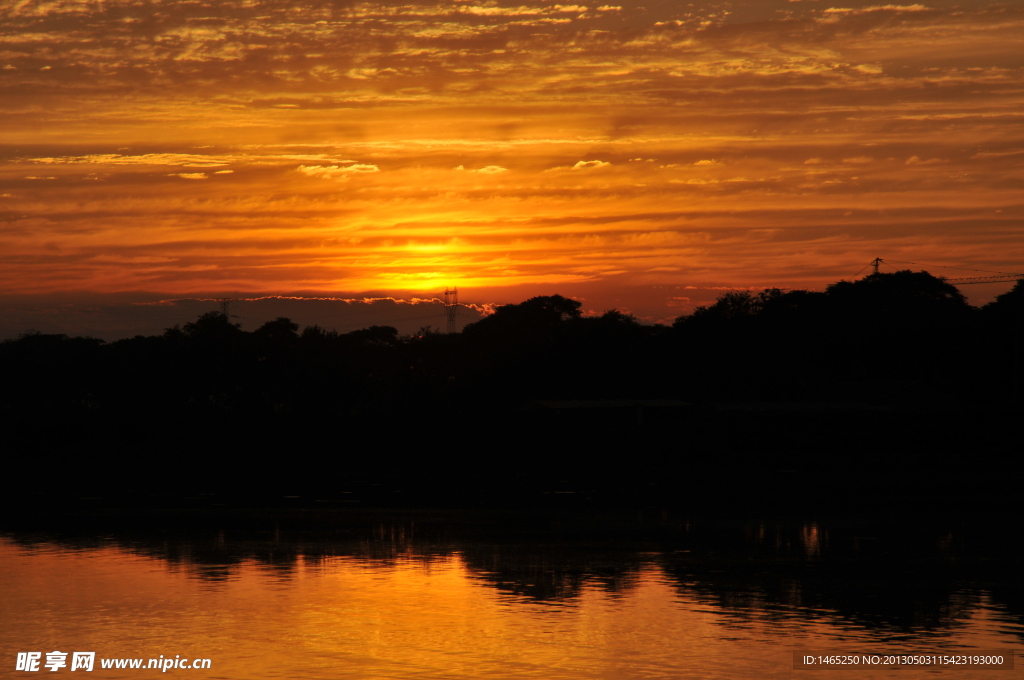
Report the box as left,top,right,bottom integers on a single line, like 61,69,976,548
1,0,1022,321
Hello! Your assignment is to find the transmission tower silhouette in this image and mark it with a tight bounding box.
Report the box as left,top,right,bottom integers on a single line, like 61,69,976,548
217,298,235,320
443,287,458,334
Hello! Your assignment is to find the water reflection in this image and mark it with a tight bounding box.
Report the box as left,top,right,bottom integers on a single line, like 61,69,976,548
2,511,1022,679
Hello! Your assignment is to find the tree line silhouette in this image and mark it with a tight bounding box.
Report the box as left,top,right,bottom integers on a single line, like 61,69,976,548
3,270,1022,504
5,270,1019,411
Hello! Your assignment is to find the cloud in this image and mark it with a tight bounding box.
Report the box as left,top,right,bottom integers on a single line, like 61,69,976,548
168,173,208,180
822,4,931,15
32,153,232,167
905,156,946,165
297,164,380,179
0,0,1021,321
693,160,720,166
457,165,509,173
970,150,1024,159
30,153,353,168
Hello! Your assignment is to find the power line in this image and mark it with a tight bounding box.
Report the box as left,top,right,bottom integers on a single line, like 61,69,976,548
944,275,1022,285
882,258,1022,276
857,258,1023,284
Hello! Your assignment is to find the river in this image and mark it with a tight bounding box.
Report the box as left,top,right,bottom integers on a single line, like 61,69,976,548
2,509,1021,678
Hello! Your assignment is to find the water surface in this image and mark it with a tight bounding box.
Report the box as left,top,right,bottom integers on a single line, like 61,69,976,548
2,511,1021,679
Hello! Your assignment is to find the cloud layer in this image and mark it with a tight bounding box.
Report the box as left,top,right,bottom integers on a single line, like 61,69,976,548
1,0,1022,325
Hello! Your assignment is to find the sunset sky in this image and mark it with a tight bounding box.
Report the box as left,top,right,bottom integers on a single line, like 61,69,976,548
1,0,1022,336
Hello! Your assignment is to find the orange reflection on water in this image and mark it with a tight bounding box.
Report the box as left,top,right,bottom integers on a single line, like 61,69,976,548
0,538,1020,680
0,539,782,679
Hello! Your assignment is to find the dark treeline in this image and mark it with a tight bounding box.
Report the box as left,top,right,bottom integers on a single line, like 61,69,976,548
3,270,1022,507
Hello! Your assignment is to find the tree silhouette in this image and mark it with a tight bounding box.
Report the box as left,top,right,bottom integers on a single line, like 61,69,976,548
3,273,1023,503
254,317,300,345
825,270,969,314
343,325,399,346
462,294,581,341
981,278,1024,399
179,310,243,339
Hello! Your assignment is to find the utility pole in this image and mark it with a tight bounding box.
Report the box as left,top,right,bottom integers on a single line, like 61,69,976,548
871,257,882,275
443,287,458,334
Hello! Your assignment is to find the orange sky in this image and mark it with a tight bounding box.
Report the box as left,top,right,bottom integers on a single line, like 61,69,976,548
1,0,1022,330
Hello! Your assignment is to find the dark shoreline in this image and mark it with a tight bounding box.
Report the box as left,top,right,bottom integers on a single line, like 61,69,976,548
5,400,1021,514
